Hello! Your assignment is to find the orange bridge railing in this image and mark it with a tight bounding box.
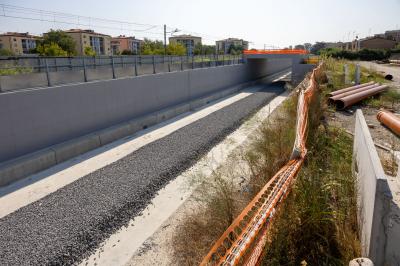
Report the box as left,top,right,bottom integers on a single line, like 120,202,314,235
243,49,309,55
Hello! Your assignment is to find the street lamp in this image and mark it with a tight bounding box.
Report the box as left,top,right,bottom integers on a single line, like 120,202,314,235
164,25,180,55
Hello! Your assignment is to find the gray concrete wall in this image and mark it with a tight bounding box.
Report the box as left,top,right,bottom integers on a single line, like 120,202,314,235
353,110,393,265
0,61,291,164
292,63,316,85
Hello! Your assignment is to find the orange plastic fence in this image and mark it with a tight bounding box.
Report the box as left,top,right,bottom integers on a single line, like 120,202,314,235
243,49,309,55
200,63,323,266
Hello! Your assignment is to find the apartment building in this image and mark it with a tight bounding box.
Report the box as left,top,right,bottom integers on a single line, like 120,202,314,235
216,38,249,54
111,35,143,55
350,36,397,51
384,30,400,43
169,35,201,56
64,29,111,55
0,32,39,55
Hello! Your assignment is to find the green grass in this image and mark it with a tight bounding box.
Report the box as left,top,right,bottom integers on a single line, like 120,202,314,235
0,66,33,76
262,127,360,265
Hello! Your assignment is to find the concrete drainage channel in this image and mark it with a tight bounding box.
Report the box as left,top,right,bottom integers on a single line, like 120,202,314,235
0,73,290,265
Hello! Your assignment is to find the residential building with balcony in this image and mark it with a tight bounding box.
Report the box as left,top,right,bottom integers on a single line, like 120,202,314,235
111,35,143,55
64,29,111,55
216,38,249,54
0,32,39,55
169,35,201,56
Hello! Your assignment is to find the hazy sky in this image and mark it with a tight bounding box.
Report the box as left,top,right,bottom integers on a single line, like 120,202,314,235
0,0,399,48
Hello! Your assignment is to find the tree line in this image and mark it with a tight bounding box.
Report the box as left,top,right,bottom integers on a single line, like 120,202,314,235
0,29,246,57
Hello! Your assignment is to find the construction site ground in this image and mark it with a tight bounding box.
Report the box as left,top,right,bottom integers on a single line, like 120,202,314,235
328,61,399,176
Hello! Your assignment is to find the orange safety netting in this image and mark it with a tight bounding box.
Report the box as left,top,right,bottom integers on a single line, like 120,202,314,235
201,63,323,266
243,49,309,55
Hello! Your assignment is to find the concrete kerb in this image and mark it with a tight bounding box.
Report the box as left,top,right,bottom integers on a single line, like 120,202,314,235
353,109,393,265
0,149,57,187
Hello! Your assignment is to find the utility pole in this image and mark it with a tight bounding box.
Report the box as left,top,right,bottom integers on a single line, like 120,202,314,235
164,24,167,55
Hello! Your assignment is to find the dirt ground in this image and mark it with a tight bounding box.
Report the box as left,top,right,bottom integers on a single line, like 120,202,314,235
327,61,399,176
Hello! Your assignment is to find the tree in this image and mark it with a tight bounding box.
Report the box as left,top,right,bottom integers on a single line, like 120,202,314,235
294,44,305,50
167,42,186,55
228,44,244,55
194,43,203,55
40,30,77,55
0,48,13,56
36,42,68,56
140,38,164,55
304,43,312,51
310,42,327,54
84,46,96,56
202,45,216,55
121,49,134,55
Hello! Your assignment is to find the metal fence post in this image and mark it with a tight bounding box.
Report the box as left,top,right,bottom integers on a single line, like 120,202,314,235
54,58,58,72
180,56,183,71
168,56,171,72
82,57,88,82
37,57,41,72
111,56,116,79
355,64,360,85
192,55,194,69
121,56,124,68
152,56,156,74
134,56,138,76
222,54,225,66
93,56,96,69
44,58,51,86
69,57,73,70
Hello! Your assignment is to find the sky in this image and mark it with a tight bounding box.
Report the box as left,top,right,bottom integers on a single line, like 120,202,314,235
0,0,399,48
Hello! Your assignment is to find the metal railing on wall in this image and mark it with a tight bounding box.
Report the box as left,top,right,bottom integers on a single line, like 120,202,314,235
0,54,243,91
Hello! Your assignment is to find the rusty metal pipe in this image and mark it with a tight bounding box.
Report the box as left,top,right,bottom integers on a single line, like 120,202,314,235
377,110,400,136
336,85,388,109
327,81,375,97
329,83,379,102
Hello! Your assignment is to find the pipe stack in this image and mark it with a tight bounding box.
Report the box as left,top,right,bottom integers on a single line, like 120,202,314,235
377,110,400,136
328,82,388,110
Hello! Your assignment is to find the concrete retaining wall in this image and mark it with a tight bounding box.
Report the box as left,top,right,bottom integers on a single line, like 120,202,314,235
0,59,291,186
353,110,393,265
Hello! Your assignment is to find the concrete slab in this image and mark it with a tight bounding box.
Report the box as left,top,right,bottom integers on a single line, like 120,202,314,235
97,123,132,146
0,149,56,187
353,109,393,265
51,134,101,163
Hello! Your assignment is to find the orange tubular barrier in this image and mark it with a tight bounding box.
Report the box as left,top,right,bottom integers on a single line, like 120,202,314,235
377,110,400,136
243,49,309,55
201,63,323,266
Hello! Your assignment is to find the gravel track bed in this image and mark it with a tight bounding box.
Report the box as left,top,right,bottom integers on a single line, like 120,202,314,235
0,82,285,265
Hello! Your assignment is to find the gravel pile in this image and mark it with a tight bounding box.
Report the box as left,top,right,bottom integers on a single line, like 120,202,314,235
0,82,285,265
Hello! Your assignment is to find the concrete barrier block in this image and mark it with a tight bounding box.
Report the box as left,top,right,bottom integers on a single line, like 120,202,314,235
49,70,85,85
354,110,392,265
173,102,191,116
51,134,101,163
0,72,48,91
96,123,131,146
128,113,158,133
0,149,56,187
